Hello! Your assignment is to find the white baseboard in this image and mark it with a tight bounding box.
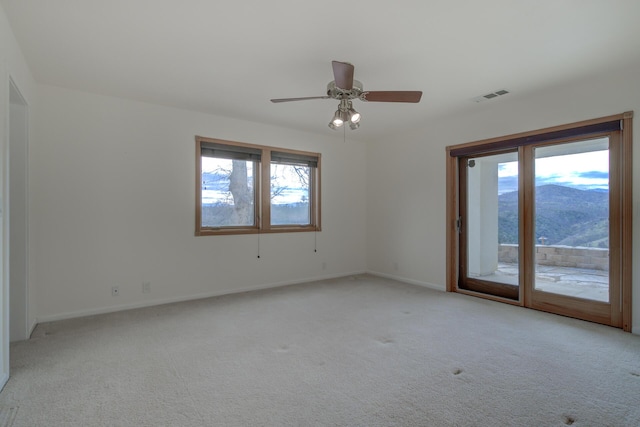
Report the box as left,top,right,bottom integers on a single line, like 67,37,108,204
35,270,368,324
367,270,445,292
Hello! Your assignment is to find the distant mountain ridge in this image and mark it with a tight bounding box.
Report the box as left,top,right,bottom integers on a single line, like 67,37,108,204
498,184,609,248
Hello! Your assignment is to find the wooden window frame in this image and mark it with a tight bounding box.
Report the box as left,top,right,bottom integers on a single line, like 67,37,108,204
446,112,633,331
195,136,321,236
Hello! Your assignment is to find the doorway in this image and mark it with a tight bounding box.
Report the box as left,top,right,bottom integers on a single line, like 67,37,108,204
446,113,633,330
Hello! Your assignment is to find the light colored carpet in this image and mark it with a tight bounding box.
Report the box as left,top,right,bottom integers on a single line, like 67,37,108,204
1,274,639,426
0,406,18,427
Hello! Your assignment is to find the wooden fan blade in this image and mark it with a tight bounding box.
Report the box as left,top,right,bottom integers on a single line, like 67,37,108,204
332,61,354,90
270,96,331,103
361,91,423,103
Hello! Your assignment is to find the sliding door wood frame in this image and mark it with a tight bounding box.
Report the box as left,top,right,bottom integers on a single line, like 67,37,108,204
520,147,533,307
445,146,523,307
446,112,633,331
622,114,633,331
457,149,521,301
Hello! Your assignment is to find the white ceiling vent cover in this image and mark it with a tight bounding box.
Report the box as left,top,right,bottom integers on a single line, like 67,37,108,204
471,89,510,103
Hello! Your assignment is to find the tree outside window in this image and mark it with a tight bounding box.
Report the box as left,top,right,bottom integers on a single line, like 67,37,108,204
196,137,320,235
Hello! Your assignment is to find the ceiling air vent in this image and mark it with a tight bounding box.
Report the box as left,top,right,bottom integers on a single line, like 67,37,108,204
471,89,510,103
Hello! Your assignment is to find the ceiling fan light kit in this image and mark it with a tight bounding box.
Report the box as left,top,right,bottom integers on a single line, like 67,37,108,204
271,60,422,131
329,99,360,130
348,107,361,124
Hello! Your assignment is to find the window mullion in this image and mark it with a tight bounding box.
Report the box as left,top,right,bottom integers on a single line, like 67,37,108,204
520,146,534,307
261,149,272,230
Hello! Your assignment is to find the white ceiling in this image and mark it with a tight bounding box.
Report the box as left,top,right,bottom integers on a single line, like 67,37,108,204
3,1,640,141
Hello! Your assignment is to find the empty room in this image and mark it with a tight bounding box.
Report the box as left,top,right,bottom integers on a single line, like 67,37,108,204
1,1,640,425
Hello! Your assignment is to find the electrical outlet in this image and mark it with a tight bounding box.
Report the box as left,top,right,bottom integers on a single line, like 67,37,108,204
111,286,119,297
142,282,151,294
322,262,327,270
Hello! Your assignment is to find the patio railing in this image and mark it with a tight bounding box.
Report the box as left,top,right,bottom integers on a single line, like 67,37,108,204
498,244,609,271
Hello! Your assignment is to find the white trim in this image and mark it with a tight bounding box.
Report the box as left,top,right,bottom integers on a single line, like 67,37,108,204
1,60,10,390
8,77,30,341
367,270,445,292
0,372,8,393
35,271,367,324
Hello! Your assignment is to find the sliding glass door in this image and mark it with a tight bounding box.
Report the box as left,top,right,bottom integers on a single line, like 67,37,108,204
448,114,632,329
528,136,621,326
459,150,520,300
533,141,610,301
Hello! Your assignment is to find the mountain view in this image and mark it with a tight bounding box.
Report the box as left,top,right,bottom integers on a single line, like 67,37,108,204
498,184,609,248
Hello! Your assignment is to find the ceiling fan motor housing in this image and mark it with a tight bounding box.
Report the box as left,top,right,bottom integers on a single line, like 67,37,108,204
327,80,364,100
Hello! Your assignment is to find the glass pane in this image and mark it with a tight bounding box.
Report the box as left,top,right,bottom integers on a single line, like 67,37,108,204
271,163,311,225
201,157,255,227
533,138,609,302
467,152,519,287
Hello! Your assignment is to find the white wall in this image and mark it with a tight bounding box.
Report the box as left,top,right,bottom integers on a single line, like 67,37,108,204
32,85,367,321
367,58,640,334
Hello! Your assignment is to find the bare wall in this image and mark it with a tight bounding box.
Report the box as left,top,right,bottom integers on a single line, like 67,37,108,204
33,85,367,321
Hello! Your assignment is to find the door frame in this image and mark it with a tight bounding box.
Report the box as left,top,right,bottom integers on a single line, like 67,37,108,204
446,112,633,331
9,78,30,342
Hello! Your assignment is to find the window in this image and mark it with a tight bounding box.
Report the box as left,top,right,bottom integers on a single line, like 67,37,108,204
270,151,318,226
195,136,321,235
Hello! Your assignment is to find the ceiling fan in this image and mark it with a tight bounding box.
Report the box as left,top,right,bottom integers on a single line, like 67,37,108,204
271,60,422,130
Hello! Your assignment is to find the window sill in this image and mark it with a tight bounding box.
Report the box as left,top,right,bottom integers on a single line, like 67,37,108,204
196,226,320,236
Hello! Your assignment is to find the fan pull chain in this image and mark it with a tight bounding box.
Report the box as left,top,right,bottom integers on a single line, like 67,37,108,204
314,229,317,253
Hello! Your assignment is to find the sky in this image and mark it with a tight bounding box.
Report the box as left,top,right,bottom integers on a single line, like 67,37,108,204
201,157,309,205
497,149,609,194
